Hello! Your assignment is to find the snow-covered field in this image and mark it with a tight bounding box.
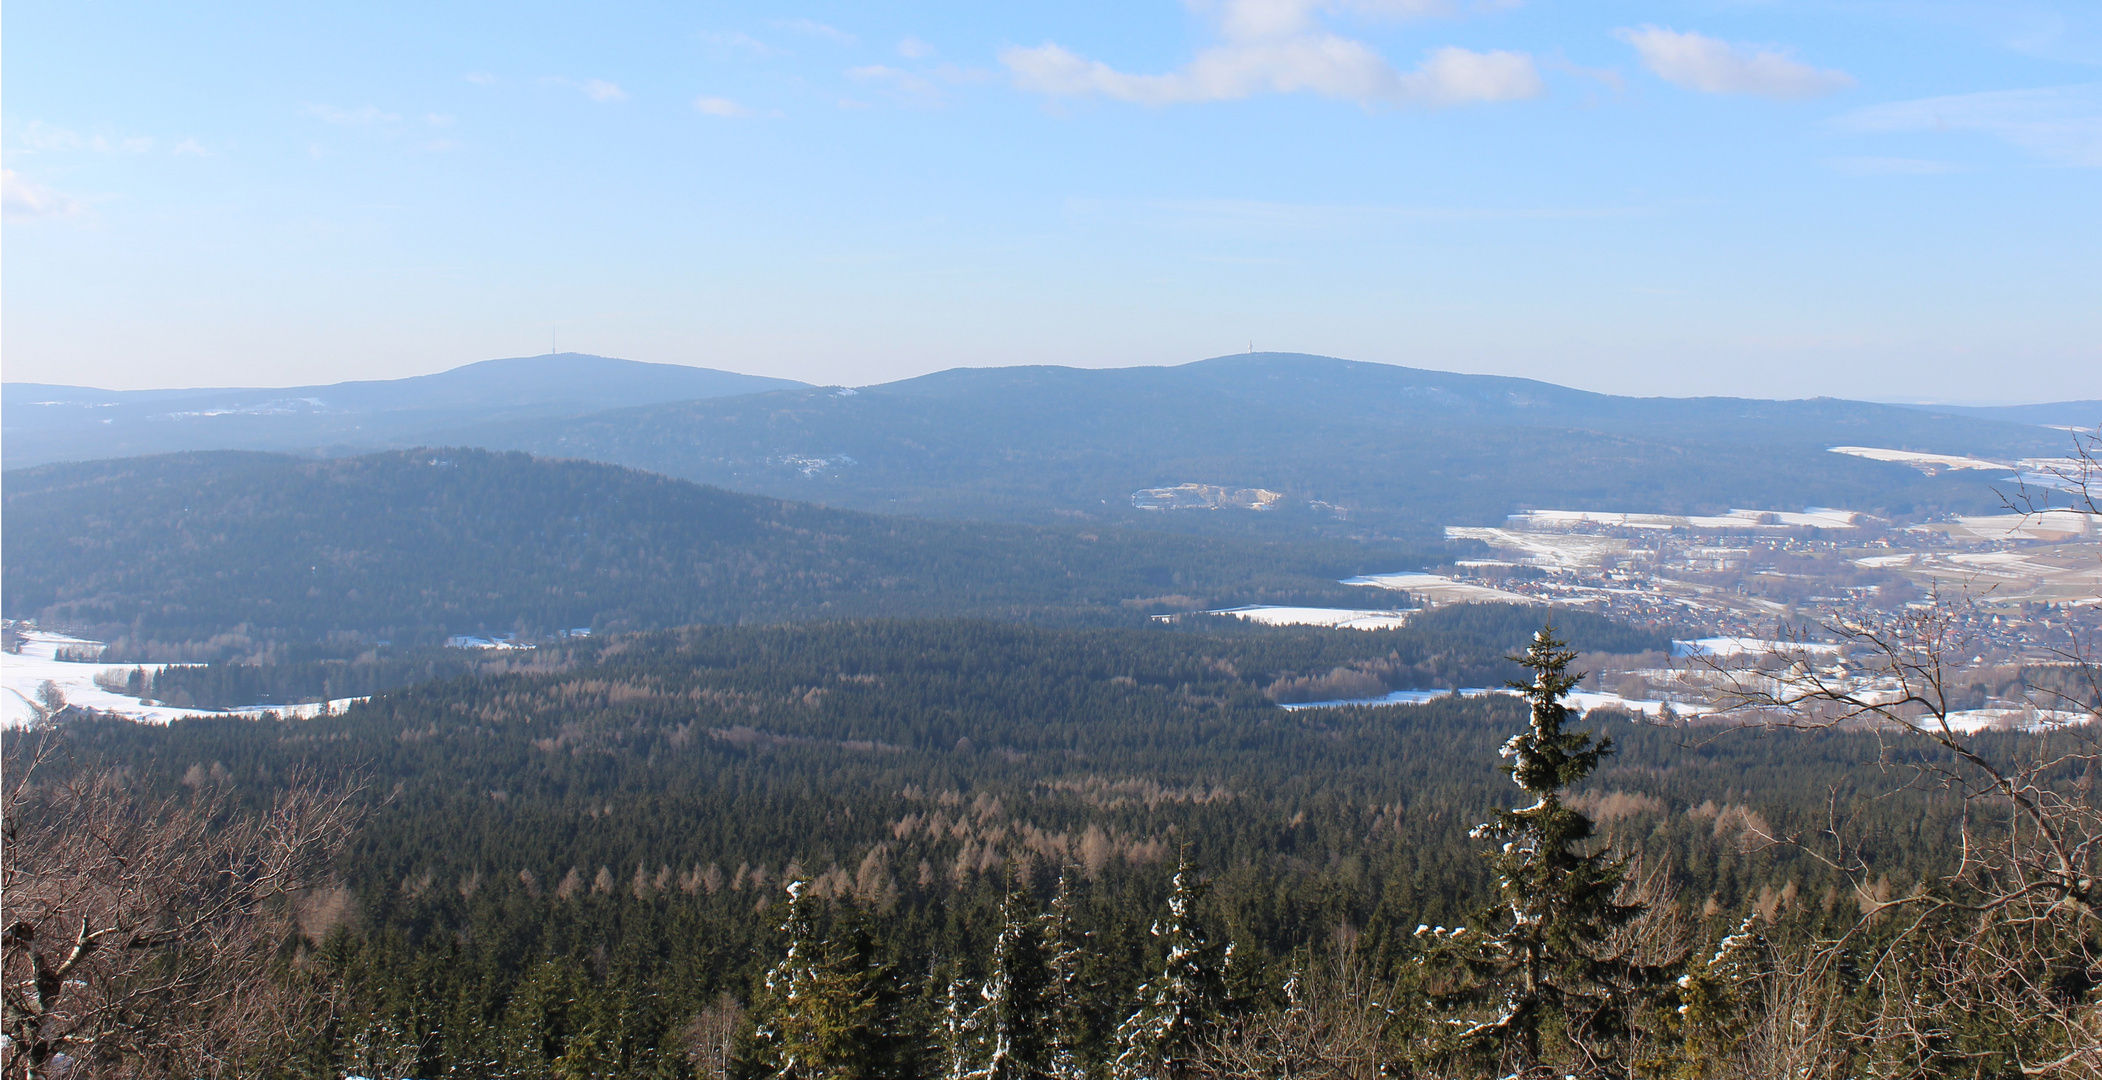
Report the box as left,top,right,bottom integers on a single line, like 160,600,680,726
1343,569,1540,604
1829,446,2009,472
2,630,365,728
1857,542,2102,604
1931,510,2097,543
1201,606,1414,630
1279,685,1710,717
1514,508,1862,531
1673,637,1840,658
1941,707,2092,734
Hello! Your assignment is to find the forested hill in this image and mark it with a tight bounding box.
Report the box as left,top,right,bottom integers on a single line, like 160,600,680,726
1,353,805,468
1,449,1441,650
439,352,2058,533
26,614,2003,1075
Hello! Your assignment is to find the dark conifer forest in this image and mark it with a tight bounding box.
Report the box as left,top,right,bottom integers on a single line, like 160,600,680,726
10,614,2092,1077
3,445,2097,1079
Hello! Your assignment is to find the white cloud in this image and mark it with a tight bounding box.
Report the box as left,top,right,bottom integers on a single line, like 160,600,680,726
898,36,936,59
173,138,210,156
2,170,84,221
774,18,855,44
701,31,784,57
694,95,754,118
542,77,627,102
1616,27,1852,100
464,72,501,86
1837,84,2102,167
304,103,401,125
1826,156,1966,176
1001,0,1537,107
1208,0,1453,42
1003,38,1538,106
17,121,154,153
850,64,943,102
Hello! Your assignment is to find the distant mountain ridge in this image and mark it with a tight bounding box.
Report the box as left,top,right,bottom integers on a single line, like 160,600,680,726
7,351,2076,535
437,352,2065,532
1890,400,2102,429
3,353,804,466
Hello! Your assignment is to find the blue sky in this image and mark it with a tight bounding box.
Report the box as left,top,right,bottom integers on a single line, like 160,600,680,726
5,1,2098,401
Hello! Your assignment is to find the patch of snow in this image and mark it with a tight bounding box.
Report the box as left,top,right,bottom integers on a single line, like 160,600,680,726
1515,508,1862,531
3,630,367,728
1201,606,1414,631
1132,484,1282,511
1941,708,2092,734
1829,446,2008,472
1673,637,1840,658
1279,687,1505,711
445,635,535,650
1343,571,1539,605
1279,686,1709,717
1936,510,2098,542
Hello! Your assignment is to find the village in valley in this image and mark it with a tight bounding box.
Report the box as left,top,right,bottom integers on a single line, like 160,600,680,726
1183,443,2102,727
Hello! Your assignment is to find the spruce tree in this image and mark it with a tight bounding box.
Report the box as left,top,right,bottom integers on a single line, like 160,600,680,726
749,880,879,1080
1112,854,1233,1080
1040,868,1092,1080
1438,625,1669,1075
972,882,1052,1080
936,967,979,1080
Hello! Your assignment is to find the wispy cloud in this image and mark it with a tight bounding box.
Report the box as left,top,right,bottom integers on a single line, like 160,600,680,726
898,36,936,59
17,120,155,153
1826,156,1967,176
543,77,628,103
1065,195,1652,237
849,65,943,103
1002,0,1538,107
1005,39,1540,106
694,95,755,118
774,18,855,44
1209,0,1456,40
1837,84,2102,167
3,170,85,221
304,103,402,125
1616,27,1853,100
464,72,501,86
701,31,785,58
173,138,210,156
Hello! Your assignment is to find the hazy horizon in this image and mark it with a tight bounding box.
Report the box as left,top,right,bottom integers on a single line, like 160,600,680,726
7,1,2098,401
1,347,2095,409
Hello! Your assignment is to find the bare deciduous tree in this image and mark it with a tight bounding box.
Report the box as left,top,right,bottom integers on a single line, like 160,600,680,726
1197,929,1392,1080
2,737,363,1079
685,992,746,1080
1683,426,2102,1077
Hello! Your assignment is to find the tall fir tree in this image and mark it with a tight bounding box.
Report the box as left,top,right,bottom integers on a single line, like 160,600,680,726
1438,625,1672,1076
1112,854,1233,1080
748,880,880,1080
936,966,980,1080
1040,868,1092,1080
971,881,1052,1080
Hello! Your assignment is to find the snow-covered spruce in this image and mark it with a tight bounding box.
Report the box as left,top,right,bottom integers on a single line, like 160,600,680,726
1433,625,1682,1075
